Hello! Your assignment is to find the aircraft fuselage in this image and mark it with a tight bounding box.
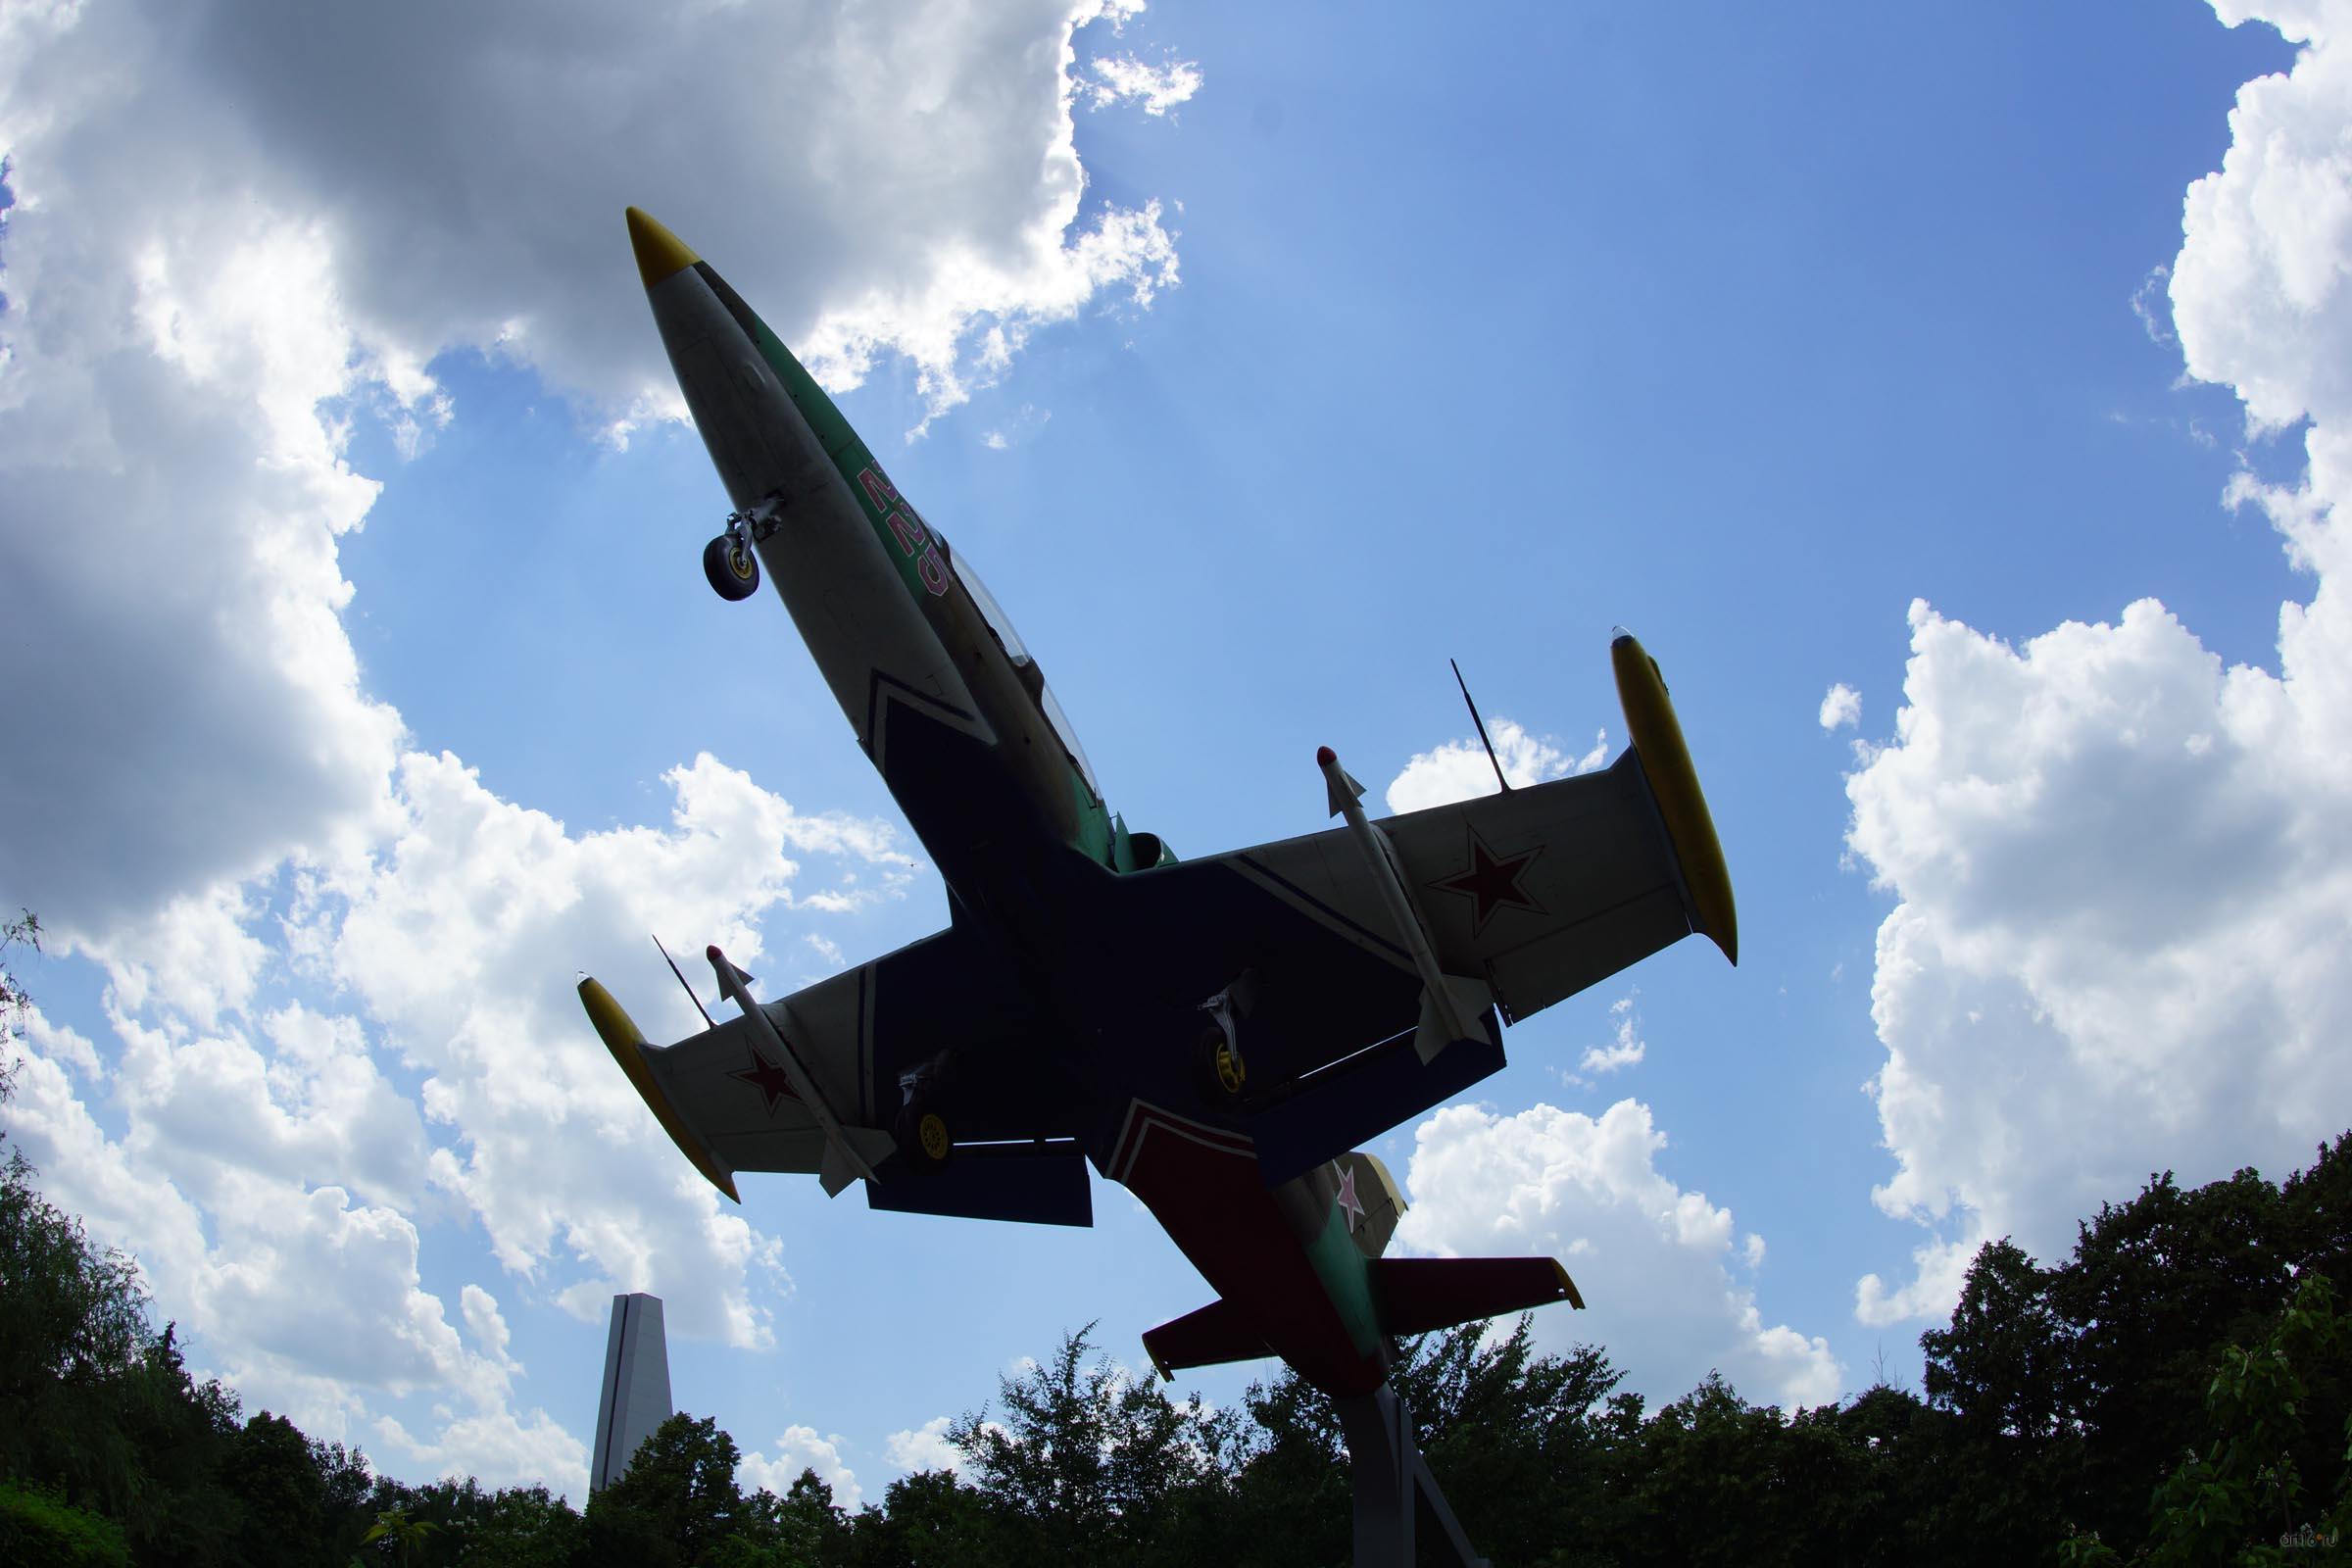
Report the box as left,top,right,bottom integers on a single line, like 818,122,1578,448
629,211,1398,1396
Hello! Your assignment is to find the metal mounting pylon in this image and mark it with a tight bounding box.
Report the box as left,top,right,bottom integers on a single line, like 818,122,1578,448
1336,1385,1489,1568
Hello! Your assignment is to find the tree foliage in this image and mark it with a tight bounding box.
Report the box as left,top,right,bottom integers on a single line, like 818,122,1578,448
946,1322,1238,1566
0,908,39,1042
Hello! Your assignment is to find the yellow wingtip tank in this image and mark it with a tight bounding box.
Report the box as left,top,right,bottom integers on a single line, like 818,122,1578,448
578,976,741,1202
1609,632,1739,966
1551,1258,1587,1311
624,207,700,290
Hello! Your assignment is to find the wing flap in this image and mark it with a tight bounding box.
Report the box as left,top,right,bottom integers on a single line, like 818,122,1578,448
864,1144,1093,1227
1479,875,1692,1026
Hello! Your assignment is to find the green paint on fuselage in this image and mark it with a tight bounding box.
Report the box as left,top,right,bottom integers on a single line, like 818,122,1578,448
1304,1207,1384,1360
1072,771,1114,864
701,266,921,600
706,265,1122,868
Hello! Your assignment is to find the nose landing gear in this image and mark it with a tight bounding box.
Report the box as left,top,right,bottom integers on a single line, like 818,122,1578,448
703,520,760,601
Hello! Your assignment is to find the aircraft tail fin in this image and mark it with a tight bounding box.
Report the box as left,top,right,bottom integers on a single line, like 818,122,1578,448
1337,1150,1407,1260
1141,1298,1274,1380
1372,1255,1583,1339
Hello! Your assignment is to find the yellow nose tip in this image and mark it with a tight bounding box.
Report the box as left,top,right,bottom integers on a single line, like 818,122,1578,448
625,207,700,290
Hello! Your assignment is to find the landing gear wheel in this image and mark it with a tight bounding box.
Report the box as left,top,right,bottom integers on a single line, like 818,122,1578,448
1196,1024,1247,1105
703,533,761,601
896,1103,952,1169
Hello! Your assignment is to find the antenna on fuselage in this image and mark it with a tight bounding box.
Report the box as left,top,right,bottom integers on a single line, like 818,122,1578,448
653,934,716,1031
1450,659,1512,796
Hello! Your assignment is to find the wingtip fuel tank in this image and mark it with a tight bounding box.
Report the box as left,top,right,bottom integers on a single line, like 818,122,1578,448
1610,631,1739,965
578,976,742,1203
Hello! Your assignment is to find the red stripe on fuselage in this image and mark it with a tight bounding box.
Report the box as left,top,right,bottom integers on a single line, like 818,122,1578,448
1110,1102,1387,1397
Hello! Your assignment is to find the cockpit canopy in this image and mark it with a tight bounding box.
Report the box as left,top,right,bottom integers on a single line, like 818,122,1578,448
947,542,1099,797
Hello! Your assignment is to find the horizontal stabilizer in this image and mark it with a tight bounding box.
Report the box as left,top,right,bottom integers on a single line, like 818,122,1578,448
1373,1255,1584,1339
1337,1151,1407,1260
865,1143,1094,1228
1142,1298,1273,1380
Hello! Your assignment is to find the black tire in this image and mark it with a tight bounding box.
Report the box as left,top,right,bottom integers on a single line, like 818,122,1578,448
895,1102,952,1170
1195,1022,1247,1105
703,534,761,601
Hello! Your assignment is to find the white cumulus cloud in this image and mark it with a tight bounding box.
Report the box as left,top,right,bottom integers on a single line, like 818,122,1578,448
1088,54,1204,118
1818,683,1862,731
741,1424,862,1505
1846,0,2352,1325
884,1414,968,1477
1385,720,1609,815
1397,1100,1840,1409
1574,995,1646,1079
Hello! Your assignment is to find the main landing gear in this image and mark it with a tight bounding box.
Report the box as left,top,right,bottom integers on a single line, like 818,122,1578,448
1195,969,1260,1107
1196,1021,1247,1104
895,1066,953,1172
896,1099,952,1170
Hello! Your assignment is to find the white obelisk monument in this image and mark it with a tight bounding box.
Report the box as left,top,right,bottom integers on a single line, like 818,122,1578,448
592,1293,672,1491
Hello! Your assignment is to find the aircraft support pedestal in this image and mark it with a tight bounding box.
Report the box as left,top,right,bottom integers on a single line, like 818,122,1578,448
1336,1386,1488,1568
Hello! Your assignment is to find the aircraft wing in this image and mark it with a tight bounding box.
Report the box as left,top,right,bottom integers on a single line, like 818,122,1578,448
1214,739,1728,1029
582,922,1094,1223
1087,634,1733,1179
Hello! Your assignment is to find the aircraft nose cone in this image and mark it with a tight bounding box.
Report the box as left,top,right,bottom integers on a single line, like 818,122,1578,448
626,206,700,290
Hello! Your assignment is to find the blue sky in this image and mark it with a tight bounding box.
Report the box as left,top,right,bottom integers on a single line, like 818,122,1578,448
5,0,2347,1503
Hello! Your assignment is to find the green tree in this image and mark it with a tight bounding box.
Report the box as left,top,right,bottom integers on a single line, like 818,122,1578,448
456,1483,585,1568
0,1144,155,1501
0,1478,129,1567
1922,1237,2077,1445
949,1324,1234,1566
583,1412,762,1568
2063,1271,2352,1565
312,1438,380,1565
1607,1372,1820,1567
0,1097,256,1565
1396,1319,1620,1566
1225,1363,1348,1568
227,1411,329,1568
839,1467,992,1568
1218,1320,1622,1568
364,1503,440,1567
2282,1135,2352,1294
2054,1166,2293,1540
0,907,39,1042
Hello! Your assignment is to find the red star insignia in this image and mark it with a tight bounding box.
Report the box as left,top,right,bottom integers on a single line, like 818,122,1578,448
1428,826,1544,934
731,1048,799,1116
1336,1164,1366,1233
